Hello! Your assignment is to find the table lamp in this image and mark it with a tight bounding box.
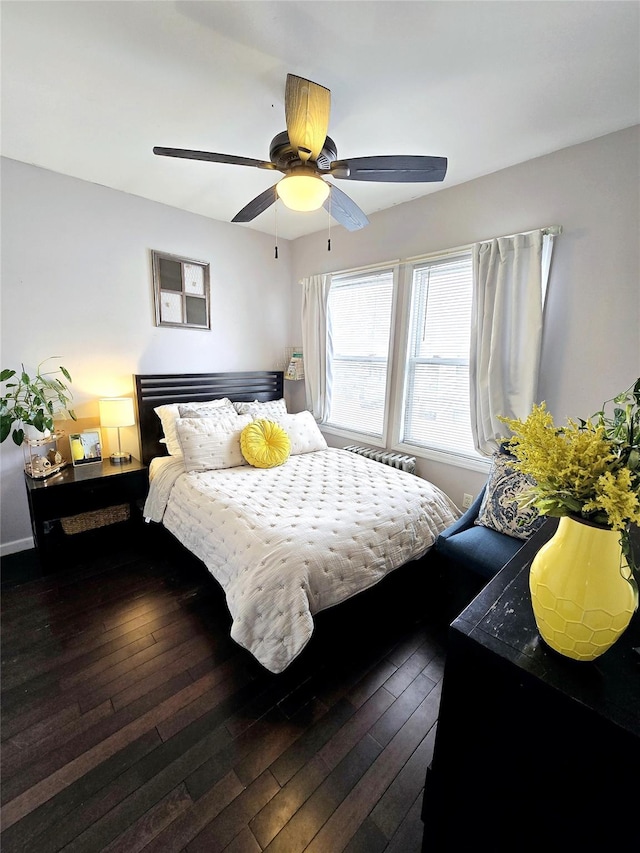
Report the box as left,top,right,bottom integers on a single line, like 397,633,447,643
99,397,135,464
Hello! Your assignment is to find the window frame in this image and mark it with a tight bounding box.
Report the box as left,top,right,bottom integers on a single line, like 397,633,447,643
320,263,400,449
318,248,491,474
388,250,489,473
318,229,554,474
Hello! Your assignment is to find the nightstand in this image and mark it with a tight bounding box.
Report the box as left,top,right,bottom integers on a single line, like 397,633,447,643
24,457,149,552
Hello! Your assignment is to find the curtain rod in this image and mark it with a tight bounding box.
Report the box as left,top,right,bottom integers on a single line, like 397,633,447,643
307,226,563,279
405,224,563,263
491,224,562,239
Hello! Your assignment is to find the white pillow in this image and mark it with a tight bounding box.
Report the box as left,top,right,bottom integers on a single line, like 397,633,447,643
178,399,237,418
265,410,327,455
175,414,252,472
154,398,235,456
233,398,288,418
154,404,182,456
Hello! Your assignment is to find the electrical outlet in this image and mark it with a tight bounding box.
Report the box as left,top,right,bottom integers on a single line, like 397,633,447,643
462,493,473,509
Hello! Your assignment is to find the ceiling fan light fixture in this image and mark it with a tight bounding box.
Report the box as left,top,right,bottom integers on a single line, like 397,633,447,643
276,170,330,212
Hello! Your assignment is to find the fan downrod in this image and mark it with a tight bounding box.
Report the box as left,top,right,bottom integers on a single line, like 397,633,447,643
269,131,338,172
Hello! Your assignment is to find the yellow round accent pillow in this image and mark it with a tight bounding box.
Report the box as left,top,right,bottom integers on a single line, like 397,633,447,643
240,419,290,469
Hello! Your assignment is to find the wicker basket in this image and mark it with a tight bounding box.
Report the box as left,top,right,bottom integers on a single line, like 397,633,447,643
61,504,130,535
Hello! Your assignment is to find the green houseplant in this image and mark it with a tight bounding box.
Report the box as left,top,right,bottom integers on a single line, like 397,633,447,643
0,357,77,446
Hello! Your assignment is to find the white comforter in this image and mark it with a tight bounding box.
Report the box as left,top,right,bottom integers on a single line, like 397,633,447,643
144,448,460,673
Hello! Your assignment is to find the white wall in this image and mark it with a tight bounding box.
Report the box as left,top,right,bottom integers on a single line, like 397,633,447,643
289,126,640,506
2,126,639,551
1,159,293,552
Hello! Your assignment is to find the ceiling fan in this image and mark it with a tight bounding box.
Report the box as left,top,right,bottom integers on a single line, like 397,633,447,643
153,73,447,232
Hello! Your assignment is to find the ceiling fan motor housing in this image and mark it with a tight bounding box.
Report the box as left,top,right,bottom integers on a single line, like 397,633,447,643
269,131,338,172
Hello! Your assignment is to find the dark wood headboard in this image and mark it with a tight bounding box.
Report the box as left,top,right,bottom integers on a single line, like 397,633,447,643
134,371,284,466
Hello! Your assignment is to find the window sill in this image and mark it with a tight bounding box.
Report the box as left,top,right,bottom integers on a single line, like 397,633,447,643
392,441,491,473
319,425,492,474
319,424,386,449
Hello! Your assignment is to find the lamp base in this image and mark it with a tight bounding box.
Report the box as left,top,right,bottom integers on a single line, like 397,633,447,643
109,451,132,465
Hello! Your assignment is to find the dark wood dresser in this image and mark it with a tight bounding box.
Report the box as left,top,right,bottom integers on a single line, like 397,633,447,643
422,520,640,848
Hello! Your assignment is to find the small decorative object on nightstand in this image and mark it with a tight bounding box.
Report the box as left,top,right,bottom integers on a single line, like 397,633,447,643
99,397,135,464
23,430,68,480
70,430,102,466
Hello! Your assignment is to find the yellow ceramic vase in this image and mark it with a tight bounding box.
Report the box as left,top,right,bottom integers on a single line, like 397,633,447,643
529,515,637,661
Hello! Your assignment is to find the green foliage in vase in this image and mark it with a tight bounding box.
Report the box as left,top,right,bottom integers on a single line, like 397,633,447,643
0,357,77,446
587,378,640,483
499,378,640,581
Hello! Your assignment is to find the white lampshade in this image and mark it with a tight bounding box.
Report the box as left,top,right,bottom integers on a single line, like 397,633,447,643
99,397,135,428
99,398,135,464
277,171,330,212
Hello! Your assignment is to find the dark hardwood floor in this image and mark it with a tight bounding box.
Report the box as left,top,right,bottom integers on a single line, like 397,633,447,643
1,520,480,852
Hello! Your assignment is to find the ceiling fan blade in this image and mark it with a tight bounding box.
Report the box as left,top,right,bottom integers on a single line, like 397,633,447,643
285,74,331,163
323,184,370,232
231,184,279,223
153,147,276,171
330,155,447,183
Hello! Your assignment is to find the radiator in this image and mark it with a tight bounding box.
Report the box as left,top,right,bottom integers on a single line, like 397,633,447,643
343,444,417,474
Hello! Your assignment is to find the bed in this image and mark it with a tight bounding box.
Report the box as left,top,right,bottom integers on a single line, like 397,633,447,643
135,371,460,674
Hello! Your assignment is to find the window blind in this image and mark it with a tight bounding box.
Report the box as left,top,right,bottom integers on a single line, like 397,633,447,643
402,252,480,458
326,269,394,438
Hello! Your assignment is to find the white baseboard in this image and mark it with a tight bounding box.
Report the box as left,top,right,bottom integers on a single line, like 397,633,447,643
1,536,35,557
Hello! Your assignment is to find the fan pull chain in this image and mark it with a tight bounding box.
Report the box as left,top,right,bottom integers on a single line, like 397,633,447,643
274,202,278,259
327,190,332,252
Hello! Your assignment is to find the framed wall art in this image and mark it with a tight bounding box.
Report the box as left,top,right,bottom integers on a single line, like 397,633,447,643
151,250,211,330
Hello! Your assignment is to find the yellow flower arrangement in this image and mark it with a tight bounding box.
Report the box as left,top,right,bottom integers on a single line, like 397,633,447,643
499,379,640,576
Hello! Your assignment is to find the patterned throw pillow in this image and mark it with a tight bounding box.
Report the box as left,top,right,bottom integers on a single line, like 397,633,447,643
240,419,291,469
474,451,545,540
155,398,235,456
175,414,252,472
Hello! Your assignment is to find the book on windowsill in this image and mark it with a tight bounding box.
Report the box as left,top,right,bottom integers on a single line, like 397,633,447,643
285,353,304,381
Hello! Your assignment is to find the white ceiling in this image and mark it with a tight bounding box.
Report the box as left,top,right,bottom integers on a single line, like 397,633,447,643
2,1,639,241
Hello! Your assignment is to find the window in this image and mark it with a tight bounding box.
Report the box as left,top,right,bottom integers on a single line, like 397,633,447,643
320,231,552,470
325,267,396,441
399,251,480,462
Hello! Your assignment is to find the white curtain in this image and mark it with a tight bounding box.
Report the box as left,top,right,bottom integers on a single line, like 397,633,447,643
470,230,556,456
301,274,332,421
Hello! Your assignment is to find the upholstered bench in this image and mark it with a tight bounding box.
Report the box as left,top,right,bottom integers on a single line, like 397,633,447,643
435,486,526,580
435,447,544,582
